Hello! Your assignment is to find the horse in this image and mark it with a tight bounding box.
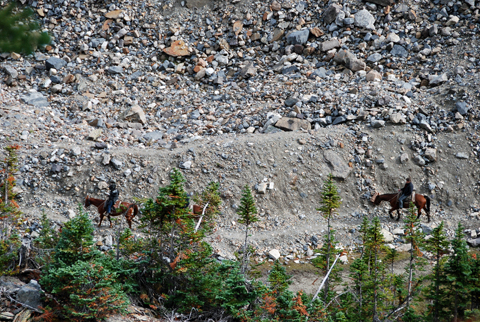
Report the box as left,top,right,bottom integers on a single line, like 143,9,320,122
84,196,139,229
370,192,431,222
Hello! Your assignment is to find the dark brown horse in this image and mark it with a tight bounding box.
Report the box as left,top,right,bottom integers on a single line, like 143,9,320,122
84,196,138,229
371,192,431,222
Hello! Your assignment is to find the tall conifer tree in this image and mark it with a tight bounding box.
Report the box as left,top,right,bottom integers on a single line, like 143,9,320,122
237,185,258,274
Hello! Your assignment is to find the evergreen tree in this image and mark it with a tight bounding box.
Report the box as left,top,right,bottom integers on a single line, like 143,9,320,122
424,221,449,322
316,173,342,300
0,3,50,54
237,184,258,274
442,222,472,320
367,216,386,321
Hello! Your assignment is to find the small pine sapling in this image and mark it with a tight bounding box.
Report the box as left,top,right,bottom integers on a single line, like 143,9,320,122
316,173,341,300
237,185,258,274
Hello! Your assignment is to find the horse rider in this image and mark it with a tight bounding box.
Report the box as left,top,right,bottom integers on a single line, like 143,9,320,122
105,182,119,215
398,177,413,209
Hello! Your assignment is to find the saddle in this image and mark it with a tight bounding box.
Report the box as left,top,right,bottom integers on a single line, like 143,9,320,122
401,191,415,204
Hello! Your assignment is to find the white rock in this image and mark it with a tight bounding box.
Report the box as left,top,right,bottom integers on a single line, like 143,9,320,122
381,229,394,242
268,249,281,260
393,228,405,235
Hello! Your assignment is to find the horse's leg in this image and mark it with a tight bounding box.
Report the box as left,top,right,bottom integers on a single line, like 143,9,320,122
108,215,113,228
396,208,401,221
126,208,132,229
98,213,104,227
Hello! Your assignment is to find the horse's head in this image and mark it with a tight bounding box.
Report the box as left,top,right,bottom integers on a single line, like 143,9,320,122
85,196,91,207
370,192,380,205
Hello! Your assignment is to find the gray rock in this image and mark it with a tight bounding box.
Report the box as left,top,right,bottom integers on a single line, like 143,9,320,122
371,119,385,128
429,73,448,86
467,238,480,247
3,66,18,79
105,235,113,247
424,148,437,162
102,154,111,165
391,45,409,58
45,57,67,70
286,29,310,45
455,152,469,159
274,117,311,131
363,0,393,6
367,53,383,62
143,131,164,141
110,158,123,170
285,97,300,107
71,147,82,156
323,4,342,25
21,91,49,107
16,280,42,309
413,155,426,166
455,101,469,115
87,129,103,141
390,113,406,124
239,61,257,77
108,66,123,74
50,164,62,173
421,224,433,235
400,153,409,163
308,67,327,79
354,9,375,30
320,38,340,52
123,105,147,124
324,150,352,180
346,58,366,72
195,68,206,80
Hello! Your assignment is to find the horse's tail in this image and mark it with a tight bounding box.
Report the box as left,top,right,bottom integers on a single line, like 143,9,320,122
425,195,431,214
129,204,139,219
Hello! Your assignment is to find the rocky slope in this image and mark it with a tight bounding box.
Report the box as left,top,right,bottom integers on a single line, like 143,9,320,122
0,0,480,262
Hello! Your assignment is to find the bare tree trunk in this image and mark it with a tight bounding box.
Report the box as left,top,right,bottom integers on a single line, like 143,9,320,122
433,249,440,322
324,212,331,301
241,225,249,274
407,241,413,308
312,253,340,302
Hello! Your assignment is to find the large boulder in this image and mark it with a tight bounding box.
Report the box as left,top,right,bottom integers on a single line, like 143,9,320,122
16,280,42,309
323,150,352,180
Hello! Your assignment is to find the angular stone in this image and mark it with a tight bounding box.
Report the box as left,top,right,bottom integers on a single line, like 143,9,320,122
371,119,385,128
323,4,342,25
87,129,103,141
123,105,147,124
367,53,382,63
429,73,448,86
239,61,257,77
21,91,49,107
105,9,123,19
320,38,340,52
393,228,405,235
362,0,393,6
180,161,192,169
102,154,111,165
455,101,469,115
413,155,426,166
285,97,300,107
381,229,394,242
195,68,206,80
110,158,123,169
274,117,310,131
390,113,406,124
366,70,382,81
268,249,281,260
286,29,310,45
163,40,190,57
271,29,284,42
455,152,469,159
400,153,409,163
233,20,243,36
346,58,366,72
310,27,324,37
45,57,67,70
143,131,164,141
3,66,18,79
308,67,327,79
424,148,437,162
16,280,42,309
391,45,409,58
108,66,123,74
467,238,480,247
354,9,375,30
324,150,352,180
257,182,267,194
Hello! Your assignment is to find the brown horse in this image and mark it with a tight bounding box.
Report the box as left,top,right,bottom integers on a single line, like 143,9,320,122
84,196,139,229
371,192,431,222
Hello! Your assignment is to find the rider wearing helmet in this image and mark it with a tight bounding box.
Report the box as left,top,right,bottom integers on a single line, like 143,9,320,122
105,181,119,215
398,177,413,209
